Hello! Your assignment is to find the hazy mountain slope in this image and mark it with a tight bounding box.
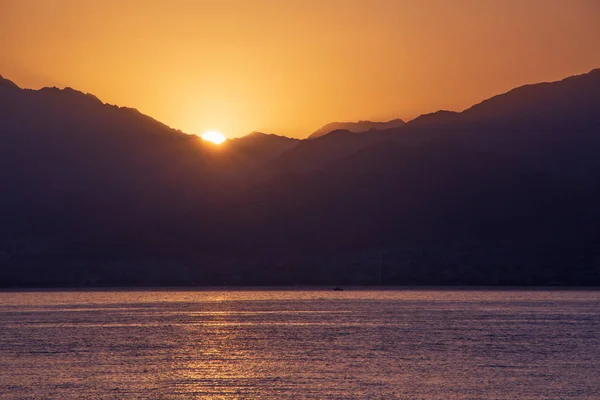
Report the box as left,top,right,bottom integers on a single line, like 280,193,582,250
462,69,600,122
403,110,460,127
273,70,600,175
0,75,19,89
227,131,300,163
270,128,397,172
393,69,600,180
294,68,600,179
308,118,405,139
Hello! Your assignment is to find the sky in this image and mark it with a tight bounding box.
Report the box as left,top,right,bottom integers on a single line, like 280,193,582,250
1,0,599,138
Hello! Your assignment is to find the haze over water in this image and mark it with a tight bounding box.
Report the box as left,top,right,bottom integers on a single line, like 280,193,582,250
1,289,599,399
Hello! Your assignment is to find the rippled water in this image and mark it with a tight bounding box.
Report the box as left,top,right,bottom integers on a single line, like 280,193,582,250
0,289,599,399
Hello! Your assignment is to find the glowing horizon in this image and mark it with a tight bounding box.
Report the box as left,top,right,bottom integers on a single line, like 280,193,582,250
1,0,599,139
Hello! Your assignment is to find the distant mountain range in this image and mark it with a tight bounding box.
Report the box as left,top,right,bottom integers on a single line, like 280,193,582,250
228,131,300,162
1,69,600,286
308,118,405,139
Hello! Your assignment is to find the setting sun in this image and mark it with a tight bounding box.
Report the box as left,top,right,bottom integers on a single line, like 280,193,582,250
201,130,226,145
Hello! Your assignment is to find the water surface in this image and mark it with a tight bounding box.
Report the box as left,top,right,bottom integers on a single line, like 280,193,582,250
1,289,599,399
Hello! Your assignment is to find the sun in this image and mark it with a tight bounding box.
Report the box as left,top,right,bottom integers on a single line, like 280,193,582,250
201,130,226,145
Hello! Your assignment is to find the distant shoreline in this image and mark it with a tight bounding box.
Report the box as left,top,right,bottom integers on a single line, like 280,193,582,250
1,285,599,292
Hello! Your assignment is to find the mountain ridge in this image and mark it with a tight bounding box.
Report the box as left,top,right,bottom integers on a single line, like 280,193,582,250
1,68,600,286
227,131,301,162
0,74,20,89
308,118,406,139
4,68,599,142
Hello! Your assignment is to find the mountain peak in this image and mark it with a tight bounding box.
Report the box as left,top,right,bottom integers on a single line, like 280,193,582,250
0,74,20,90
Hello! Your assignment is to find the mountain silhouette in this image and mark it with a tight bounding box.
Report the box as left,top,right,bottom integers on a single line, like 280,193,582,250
397,69,600,180
308,118,405,139
404,110,459,127
227,131,300,163
1,69,600,286
0,74,19,90
0,79,253,265
270,128,396,172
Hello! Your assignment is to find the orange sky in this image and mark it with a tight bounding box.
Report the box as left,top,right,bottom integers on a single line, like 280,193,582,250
1,0,599,138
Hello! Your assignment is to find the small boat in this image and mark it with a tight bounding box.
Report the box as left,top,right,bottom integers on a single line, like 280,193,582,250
332,287,344,291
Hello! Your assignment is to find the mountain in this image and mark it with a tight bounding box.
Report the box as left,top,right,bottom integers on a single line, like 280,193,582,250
397,69,600,180
274,112,456,173
308,118,405,139
227,131,300,163
271,128,396,172
233,68,600,284
0,80,240,215
404,110,459,127
1,69,600,286
231,69,600,285
281,69,600,174
462,69,600,123
0,77,258,284
0,74,19,89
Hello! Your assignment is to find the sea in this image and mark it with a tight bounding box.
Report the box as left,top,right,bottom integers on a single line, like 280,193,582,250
0,289,599,399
